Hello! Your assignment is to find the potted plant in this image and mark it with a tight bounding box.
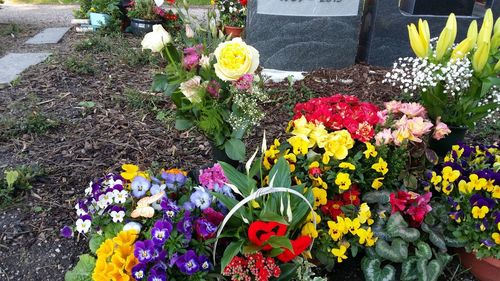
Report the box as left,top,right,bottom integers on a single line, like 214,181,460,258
399,0,476,16
141,9,266,165
89,0,121,27
216,0,247,37
127,0,168,35
426,143,500,281
384,10,500,155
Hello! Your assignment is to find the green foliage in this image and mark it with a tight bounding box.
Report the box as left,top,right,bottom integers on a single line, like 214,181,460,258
0,23,23,37
361,257,397,281
64,254,96,281
0,111,58,140
65,56,96,75
75,35,112,53
73,0,92,18
221,240,244,274
127,0,162,20
0,165,45,207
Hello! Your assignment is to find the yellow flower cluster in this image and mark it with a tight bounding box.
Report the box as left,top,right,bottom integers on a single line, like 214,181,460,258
301,211,322,238
92,230,139,281
327,203,377,262
121,164,149,181
287,116,354,164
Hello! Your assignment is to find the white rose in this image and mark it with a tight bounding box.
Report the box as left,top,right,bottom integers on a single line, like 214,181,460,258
179,76,203,103
141,24,172,53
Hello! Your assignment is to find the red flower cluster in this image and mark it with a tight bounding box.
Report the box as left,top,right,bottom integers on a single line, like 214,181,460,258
321,185,361,220
390,191,432,227
223,252,281,281
153,7,179,21
293,94,380,142
247,221,312,262
239,0,248,6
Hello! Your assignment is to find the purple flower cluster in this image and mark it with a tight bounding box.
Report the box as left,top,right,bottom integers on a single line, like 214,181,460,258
198,163,228,190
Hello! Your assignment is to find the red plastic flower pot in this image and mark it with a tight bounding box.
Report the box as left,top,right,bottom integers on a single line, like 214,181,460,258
456,248,500,281
224,26,244,38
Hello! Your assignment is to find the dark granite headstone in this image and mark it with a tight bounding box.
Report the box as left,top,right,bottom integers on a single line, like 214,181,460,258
400,0,476,16
246,0,364,71
358,0,500,67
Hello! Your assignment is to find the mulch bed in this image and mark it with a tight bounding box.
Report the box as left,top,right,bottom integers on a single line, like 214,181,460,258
0,28,485,280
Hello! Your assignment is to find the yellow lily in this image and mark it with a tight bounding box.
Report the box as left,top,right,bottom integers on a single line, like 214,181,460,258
467,20,478,45
446,13,457,47
407,22,429,58
478,9,493,43
472,40,490,72
451,38,473,60
435,27,454,61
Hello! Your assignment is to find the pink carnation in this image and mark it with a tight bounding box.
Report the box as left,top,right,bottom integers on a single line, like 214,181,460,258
233,74,254,91
432,117,451,140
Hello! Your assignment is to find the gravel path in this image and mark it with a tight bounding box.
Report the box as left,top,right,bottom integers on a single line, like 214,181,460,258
0,3,77,27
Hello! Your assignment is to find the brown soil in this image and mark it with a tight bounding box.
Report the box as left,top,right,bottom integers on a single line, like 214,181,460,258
0,27,486,281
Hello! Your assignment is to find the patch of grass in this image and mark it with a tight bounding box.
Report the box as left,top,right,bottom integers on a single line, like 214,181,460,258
0,23,23,37
0,165,45,208
65,55,96,75
0,111,58,139
9,0,77,4
124,88,160,110
118,48,159,67
75,35,112,53
186,0,211,5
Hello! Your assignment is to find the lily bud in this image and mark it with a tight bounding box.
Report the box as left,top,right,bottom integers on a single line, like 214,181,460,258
451,38,473,60
435,27,453,61
185,24,194,38
495,17,500,36
445,13,457,48
467,20,478,46
472,40,490,72
183,0,189,11
494,59,500,72
209,19,217,38
478,9,493,43
407,23,428,58
491,33,500,51
418,19,430,48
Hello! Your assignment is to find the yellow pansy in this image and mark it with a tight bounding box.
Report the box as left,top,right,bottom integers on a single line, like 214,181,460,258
312,187,327,209
458,180,474,194
309,123,329,148
356,227,378,247
121,164,139,180
442,166,460,182
371,158,388,175
492,186,500,199
492,233,500,245
306,211,322,224
284,150,297,172
288,135,309,156
451,145,464,158
96,239,115,259
301,222,318,238
431,172,442,186
339,162,356,170
371,177,384,190
471,206,489,219
291,116,312,138
327,220,345,241
322,130,354,164
484,180,495,192
335,172,352,191
469,174,487,190
363,142,378,159
345,217,361,234
358,203,374,225
442,183,454,195
331,245,348,263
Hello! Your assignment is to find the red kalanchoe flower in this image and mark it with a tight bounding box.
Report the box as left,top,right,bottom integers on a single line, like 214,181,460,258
342,185,361,206
276,236,312,263
248,221,287,250
223,252,280,281
166,0,176,4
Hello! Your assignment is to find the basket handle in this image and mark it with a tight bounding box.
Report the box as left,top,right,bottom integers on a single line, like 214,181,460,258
213,186,317,266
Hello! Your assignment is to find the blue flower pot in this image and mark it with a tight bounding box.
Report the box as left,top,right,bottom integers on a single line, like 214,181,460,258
90,12,111,28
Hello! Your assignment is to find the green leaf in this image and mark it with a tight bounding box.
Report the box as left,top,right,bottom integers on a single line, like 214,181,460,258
152,73,169,92
267,157,291,188
224,138,245,161
175,119,193,130
242,243,261,254
219,162,256,197
275,263,299,281
103,223,122,239
5,170,19,188
78,101,95,108
220,240,244,272
64,254,96,281
89,235,105,254
259,210,289,225
266,236,293,251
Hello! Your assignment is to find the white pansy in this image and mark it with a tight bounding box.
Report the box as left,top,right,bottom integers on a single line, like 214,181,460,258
84,181,92,196
141,25,172,53
123,222,142,233
75,218,91,234
113,189,128,204
110,210,125,223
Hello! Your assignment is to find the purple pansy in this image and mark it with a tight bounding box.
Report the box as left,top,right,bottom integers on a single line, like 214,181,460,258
195,218,217,240
151,220,173,245
175,250,200,275
198,255,211,271
162,171,187,190
60,225,73,238
132,263,147,280
177,212,193,240
147,267,167,281
160,198,180,219
470,194,496,209
134,240,155,263
190,187,212,210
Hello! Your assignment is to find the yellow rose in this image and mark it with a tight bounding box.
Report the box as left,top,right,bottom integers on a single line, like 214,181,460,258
213,38,259,81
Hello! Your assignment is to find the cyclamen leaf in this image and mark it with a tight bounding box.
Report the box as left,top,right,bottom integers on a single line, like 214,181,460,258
64,254,96,281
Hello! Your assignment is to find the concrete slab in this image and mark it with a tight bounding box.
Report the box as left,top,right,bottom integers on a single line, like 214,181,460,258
25,27,70,44
0,53,51,87
261,68,305,83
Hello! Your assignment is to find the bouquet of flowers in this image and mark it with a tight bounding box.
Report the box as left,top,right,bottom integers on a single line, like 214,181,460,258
261,95,451,272
216,0,248,28
426,143,499,259
142,14,266,162
384,9,500,127
64,163,235,281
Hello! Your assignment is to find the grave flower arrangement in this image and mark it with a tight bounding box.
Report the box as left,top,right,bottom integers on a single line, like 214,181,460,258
260,95,451,271
427,143,500,259
142,19,266,162
127,0,179,22
216,0,248,28
64,163,235,281
384,9,500,127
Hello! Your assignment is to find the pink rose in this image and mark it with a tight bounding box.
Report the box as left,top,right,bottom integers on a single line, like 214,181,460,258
375,128,393,146
432,117,451,140
377,109,389,125
406,117,433,138
399,102,427,118
384,101,403,113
